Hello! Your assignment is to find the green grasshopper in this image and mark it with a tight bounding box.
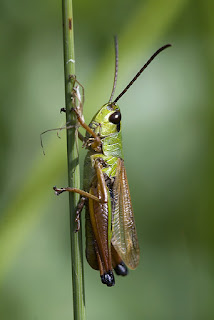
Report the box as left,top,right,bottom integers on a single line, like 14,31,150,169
54,41,171,286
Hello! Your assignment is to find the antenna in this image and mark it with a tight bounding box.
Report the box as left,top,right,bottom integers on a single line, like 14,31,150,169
108,36,119,103
113,44,171,104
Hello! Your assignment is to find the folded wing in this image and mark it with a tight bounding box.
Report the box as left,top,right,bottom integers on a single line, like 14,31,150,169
111,158,140,269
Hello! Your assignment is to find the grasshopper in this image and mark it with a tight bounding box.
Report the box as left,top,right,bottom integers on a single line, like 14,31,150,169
54,40,171,286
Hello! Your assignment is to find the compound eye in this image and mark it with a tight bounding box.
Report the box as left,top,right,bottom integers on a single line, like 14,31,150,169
109,111,121,124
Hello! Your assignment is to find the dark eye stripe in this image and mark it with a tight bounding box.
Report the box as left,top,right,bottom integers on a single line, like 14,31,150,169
109,111,121,124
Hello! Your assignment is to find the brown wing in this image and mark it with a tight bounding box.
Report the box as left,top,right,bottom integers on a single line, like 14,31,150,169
85,198,99,270
111,158,140,269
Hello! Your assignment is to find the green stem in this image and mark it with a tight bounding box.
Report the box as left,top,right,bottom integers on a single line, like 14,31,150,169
62,1,86,319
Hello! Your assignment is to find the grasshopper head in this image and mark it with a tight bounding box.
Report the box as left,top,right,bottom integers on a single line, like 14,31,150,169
89,103,121,137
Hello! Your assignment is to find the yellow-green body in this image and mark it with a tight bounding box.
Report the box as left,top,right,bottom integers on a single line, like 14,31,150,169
83,103,139,286
83,103,123,190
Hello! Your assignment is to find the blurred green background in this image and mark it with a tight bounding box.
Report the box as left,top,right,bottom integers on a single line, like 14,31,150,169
0,0,214,319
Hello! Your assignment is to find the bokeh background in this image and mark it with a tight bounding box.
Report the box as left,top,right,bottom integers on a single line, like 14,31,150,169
0,0,214,319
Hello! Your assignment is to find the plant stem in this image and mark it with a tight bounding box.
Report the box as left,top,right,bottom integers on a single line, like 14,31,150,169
61,1,86,319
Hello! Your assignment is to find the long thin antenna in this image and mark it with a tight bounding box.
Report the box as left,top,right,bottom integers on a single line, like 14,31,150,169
108,36,119,103
113,44,171,104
